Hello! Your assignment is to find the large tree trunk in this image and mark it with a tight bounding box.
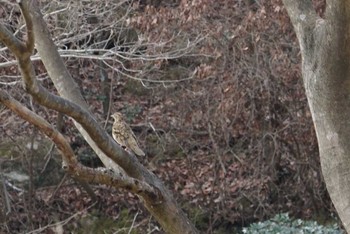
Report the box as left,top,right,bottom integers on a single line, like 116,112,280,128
283,1,350,232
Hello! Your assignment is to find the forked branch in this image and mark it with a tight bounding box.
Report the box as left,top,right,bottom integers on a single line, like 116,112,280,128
0,89,160,199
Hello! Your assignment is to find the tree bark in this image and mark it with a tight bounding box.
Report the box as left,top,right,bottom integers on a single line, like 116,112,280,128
283,0,350,232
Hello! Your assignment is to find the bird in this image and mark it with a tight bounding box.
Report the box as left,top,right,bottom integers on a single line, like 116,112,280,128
111,112,145,157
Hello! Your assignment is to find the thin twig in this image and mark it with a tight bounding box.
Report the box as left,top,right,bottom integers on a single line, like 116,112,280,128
26,201,98,234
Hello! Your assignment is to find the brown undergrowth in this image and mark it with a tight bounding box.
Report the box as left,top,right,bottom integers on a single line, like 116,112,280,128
0,0,333,233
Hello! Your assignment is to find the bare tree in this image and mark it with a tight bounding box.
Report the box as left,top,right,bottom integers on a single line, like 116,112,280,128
283,0,350,232
0,0,198,233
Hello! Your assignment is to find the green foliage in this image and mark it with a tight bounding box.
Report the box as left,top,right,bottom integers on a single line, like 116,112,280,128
242,213,343,234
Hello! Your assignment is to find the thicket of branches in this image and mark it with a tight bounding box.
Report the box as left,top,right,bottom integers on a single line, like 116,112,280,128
0,0,332,233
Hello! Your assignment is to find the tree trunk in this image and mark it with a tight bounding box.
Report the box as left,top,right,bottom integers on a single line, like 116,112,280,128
283,1,350,232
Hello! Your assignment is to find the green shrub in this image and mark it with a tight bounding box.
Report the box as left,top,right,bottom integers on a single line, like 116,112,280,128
242,213,343,234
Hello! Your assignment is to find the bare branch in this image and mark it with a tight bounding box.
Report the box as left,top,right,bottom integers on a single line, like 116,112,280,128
0,89,161,200
1,1,199,232
0,7,146,180
0,1,170,200
0,24,26,55
18,0,34,52
0,89,78,167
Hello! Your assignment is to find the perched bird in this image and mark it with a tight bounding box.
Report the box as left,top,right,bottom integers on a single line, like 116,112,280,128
111,112,145,157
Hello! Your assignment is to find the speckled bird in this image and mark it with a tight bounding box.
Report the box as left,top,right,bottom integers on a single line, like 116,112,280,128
111,112,145,157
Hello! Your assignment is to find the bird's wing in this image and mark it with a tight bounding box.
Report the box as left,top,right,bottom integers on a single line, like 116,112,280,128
112,123,127,145
125,125,145,156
